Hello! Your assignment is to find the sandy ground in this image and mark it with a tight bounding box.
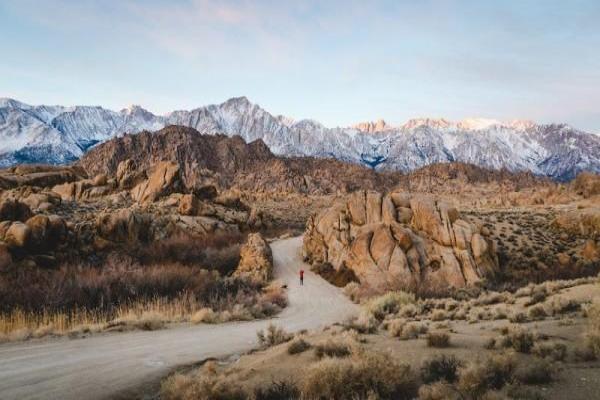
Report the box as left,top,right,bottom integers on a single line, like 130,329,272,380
201,282,600,400
0,236,358,400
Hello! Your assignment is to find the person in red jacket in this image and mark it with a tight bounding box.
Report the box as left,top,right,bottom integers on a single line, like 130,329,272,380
299,269,304,286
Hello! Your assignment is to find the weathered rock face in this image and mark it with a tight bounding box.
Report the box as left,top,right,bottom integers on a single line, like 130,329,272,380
116,159,146,189
96,209,152,244
0,165,85,190
131,162,182,204
0,199,32,221
303,190,499,293
234,233,273,281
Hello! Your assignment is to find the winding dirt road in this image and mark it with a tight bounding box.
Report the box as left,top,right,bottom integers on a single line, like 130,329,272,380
0,237,358,400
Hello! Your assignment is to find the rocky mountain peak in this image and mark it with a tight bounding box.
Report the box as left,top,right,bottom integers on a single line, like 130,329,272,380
402,118,451,130
353,119,389,133
1,96,599,180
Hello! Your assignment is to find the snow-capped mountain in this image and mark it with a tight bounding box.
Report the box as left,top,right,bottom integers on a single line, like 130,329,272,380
1,96,599,180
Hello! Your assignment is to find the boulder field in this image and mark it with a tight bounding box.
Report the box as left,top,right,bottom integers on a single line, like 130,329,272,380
303,190,499,293
0,161,268,269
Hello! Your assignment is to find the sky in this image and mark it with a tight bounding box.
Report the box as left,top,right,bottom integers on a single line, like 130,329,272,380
0,0,599,132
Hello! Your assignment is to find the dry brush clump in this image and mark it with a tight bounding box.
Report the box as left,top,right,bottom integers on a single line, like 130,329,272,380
256,324,293,348
532,342,567,362
583,298,600,359
457,354,517,398
314,340,352,358
500,328,536,354
161,362,247,400
287,337,311,355
0,257,286,341
426,332,451,348
421,354,462,384
365,291,416,321
301,350,418,400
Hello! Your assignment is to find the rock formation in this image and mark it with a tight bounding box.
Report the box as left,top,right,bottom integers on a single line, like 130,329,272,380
234,233,273,282
0,158,270,270
77,126,400,195
303,190,499,293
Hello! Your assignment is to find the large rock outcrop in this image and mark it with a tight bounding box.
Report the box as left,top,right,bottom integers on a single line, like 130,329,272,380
130,162,182,204
234,233,273,281
303,190,498,293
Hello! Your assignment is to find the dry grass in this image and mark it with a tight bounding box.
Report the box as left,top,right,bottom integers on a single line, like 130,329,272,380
301,350,418,400
287,337,311,355
500,328,536,353
513,358,555,384
421,354,461,384
256,324,293,348
342,312,378,334
426,332,451,348
457,354,517,398
365,291,415,320
418,382,462,400
532,342,567,361
399,322,429,340
0,269,287,342
161,363,246,400
314,340,352,358
584,298,600,358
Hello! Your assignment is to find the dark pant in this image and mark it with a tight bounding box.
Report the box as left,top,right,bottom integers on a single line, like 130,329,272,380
300,277,303,285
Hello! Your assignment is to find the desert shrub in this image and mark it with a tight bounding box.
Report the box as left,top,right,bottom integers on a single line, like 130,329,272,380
513,358,554,384
254,380,300,400
301,351,418,400
421,354,461,384
314,340,351,358
528,305,547,320
525,290,547,307
532,342,567,361
255,281,288,317
584,299,600,358
399,322,428,340
399,303,420,318
366,291,415,320
342,282,362,303
508,312,528,323
444,299,460,311
136,231,244,274
457,354,516,398
418,382,462,400
129,311,165,331
160,371,246,400
545,296,581,316
505,384,545,400
387,318,407,337
0,257,268,329
453,309,468,321
191,307,217,324
287,338,311,355
501,328,535,353
426,332,451,348
493,308,508,320
343,312,378,334
257,324,292,348
484,338,496,349
431,310,449,321
515,285,533,298
475,292,508,306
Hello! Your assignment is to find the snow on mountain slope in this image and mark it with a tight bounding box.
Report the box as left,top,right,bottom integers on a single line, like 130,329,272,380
0,96,599,180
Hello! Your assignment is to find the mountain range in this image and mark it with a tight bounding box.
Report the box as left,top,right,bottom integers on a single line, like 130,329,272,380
1,96,599,181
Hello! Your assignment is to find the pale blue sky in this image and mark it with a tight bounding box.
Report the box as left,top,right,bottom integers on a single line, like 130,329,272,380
1,0,599,132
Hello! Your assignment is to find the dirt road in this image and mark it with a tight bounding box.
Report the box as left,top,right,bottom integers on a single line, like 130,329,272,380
0,236,358,400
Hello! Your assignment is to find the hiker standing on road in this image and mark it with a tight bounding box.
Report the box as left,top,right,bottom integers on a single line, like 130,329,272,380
299,269,304,285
